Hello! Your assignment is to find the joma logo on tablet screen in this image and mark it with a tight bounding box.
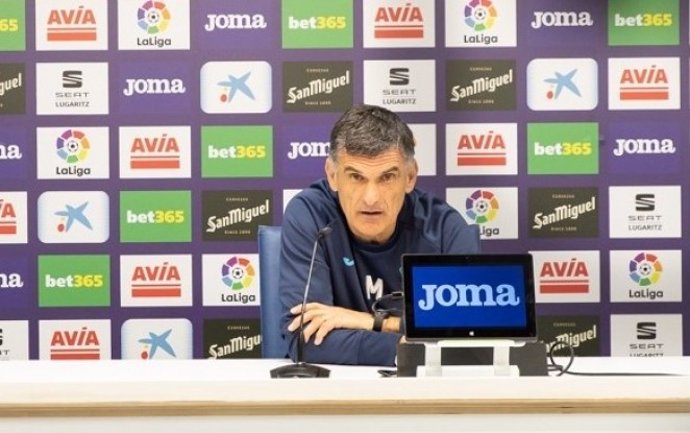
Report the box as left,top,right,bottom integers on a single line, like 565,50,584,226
418,283,520,311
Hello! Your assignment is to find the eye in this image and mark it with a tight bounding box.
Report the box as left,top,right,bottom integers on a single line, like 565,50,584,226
380,172,397,183
349,172,364,182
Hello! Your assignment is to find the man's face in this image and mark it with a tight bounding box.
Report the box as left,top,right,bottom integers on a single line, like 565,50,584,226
325,148,417,244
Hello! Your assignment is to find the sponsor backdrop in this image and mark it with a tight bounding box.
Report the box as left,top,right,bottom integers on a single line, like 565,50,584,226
0,0,687,360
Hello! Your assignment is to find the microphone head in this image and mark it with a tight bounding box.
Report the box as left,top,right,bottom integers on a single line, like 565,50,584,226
317,226,332,238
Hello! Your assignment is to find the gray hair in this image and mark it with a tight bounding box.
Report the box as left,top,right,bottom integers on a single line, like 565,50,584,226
329,104,415,163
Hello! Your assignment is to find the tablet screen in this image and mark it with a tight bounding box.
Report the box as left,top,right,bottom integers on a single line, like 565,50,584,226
402,254,537,341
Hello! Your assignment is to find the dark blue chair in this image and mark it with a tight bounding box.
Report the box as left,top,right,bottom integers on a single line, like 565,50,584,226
257,225,288,358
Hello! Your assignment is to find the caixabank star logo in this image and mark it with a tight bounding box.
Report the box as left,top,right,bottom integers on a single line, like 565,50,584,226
120,190,191,243
37,191,109,244
281,0,352,48
0,0,25,51
204,319,261,359
446,59,515,111
201,254,260,307
201,125,273,178
0,63,25,114
120,254,193,307
121,318,192,360
200,61,272,114
39,319,111,360
38,254,110,307
362,0,435,48
528,187,598,238
119,125,191,179
118,0,190,50
608,0,678,46
283,61,352,112
202,190,272,241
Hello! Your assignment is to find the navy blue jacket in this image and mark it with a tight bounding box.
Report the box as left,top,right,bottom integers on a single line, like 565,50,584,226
280,179,480,366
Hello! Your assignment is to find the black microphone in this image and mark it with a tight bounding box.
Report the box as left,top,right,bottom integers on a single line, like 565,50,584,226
271,226,332,378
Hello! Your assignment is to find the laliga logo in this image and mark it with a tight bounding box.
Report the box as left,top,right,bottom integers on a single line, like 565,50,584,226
220,256,257,304
464,0,497,31
56,129,89,164
418,283,519,311
138,1,170,34
629,252,662,287
464,189,499,238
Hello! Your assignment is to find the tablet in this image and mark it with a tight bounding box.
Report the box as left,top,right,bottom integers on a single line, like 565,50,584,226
401,254,537,341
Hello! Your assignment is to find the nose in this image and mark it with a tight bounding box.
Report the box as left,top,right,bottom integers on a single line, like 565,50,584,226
362,182,381,206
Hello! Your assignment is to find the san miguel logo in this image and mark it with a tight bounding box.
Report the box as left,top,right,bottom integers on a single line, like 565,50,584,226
202,190,272,241
49,326,101,360
528,187,598,238
283,62,353,112
446,60,516,111
46,6,97,41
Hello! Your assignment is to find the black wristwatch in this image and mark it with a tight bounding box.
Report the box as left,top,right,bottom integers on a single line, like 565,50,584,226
372,310,389,332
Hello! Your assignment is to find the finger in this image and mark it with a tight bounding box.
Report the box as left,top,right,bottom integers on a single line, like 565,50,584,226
314,319,336,345
302,315,327,343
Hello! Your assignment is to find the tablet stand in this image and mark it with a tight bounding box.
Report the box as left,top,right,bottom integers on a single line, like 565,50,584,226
422,339,524,377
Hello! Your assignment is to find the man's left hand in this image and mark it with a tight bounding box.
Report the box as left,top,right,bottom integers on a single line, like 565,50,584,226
288,302,374,345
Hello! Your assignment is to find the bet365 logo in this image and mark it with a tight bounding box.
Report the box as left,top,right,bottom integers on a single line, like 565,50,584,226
120,190,191,242
38,255,110,307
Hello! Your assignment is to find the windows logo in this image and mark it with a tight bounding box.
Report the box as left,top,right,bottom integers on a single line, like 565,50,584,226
56,129,90,164
629,252,662,287
137,1,171,34
464,0,497,32
464,189,499,224
221,256,255,290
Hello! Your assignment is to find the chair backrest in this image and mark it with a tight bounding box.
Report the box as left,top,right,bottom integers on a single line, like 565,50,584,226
257,225,288,358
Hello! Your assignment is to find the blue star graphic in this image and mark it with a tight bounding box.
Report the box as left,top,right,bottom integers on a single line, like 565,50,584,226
54,201,92,232
138,329,176,359
218,72,255,102
544,69,581,99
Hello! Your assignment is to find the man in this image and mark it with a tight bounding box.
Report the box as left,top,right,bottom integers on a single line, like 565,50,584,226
280,104,480,366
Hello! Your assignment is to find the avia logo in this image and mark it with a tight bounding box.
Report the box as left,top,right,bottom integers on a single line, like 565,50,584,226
418,283,519,311
0,272,24,288
635,194,655,211
56,129,90,164
221,256,255,290
464,189,498,224
123,78,186,96
204,13,268,31
54,201,92,233
629,252,662,287
530,11,593,29
0,71,22,97
137,328,175,359
50,327,100,360
457,130,506,166
62,70,82,88
130,133,180,169
619,65,669,101
287,141,329,160
539,258,589,294
613,138,676,156
0,198,18,235
637,322,656,340
217,71,255,104
137,0,171,34
46,6,97,41
130,262,181,298
374,3,424,39
464,0,497,32
0,143,22,160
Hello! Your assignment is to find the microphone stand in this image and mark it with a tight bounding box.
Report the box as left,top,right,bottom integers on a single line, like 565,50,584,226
271,227,331,378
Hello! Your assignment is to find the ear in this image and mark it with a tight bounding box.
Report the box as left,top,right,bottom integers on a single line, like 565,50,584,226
405,159,418,193
325,158,338,192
